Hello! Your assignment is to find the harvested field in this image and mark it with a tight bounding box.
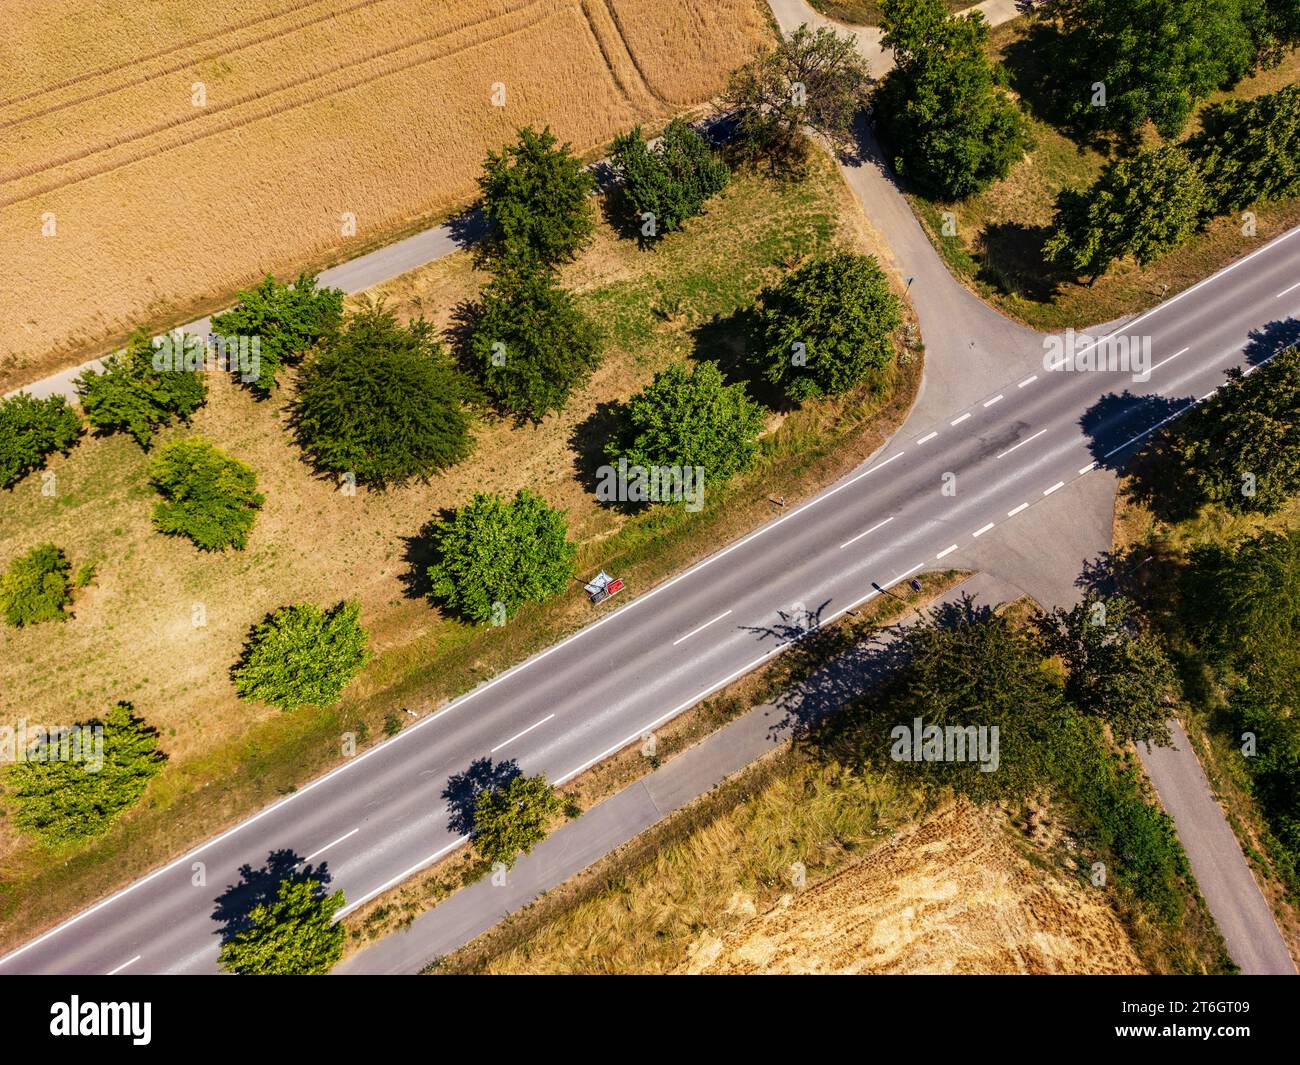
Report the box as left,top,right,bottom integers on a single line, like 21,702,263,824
0,0,769,391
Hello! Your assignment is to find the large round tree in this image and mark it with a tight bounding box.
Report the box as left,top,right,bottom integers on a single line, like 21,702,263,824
757,253,900,400
293,302,473,488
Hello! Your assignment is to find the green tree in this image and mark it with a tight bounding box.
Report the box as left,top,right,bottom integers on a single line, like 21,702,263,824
607,362,766,488
293,302,474,487
0,392,82,489
426,490,577,624
469,271,602,419
1043,0,1261,139
233,601,369,710
75,330,207,448
611,119,730,241
217,876,345,975
1034,595,1176,746
757,252,900,400
874,0,1027,199
723,25,869,174
471,772,561,868
1044,145,1208,280
1190,85,1300,214
479,126,595,273
1168,346,1300,515
211,272,344,397
148,437,264,551
0,543,73,627
7,703,165,846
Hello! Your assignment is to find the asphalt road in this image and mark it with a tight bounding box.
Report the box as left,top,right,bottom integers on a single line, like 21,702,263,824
4,218,1299,975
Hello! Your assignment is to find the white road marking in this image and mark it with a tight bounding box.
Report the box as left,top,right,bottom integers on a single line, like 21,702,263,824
1277,279,1300,298
839,516,894,549
671,610,734,646
490,713,557,754
917,431,938,444
1007,502,1029,516
889,563,926,584
336,836,468,918
1078,461,1097,475
983,394,1004,407
1101,402,1196,460
950,412,972,426
1147,346,1188,375
1043,481,1065,496
936,544,959,559
107,955,140,975
301,827,360,865
972,522,995,537
996,428,1048,459
1202,389,1219,399
1018,374,1038,388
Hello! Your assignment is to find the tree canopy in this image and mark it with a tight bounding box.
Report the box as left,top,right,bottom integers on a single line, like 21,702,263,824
75,330,207,448
233,600,370,710
757,252,900,400
292,302,474,487
611,119,730,241
874,0,1027,199
211,272,344,396
0,392,82,489
7,702,165,846
426,490,577,625
217,875,345,975
471,772,561,868
0,542,73,627
148,437,264,551
1190,85,1300,213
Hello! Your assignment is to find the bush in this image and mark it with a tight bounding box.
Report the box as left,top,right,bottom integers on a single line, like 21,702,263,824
233,601,369,710
0,543,73,627
217,875,345,975
211,272,344,397
757,253,900,400
148,437,264,551
611,119,730,241
75,329,207,448
469,271,602,419
0,392,82,489
293,302,474,487
427,490,577,624
471,773,561,868
7,702,165,846
479,126,595,272
607,362,766,492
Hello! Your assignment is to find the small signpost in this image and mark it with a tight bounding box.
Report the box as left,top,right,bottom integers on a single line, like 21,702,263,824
584,570,624,605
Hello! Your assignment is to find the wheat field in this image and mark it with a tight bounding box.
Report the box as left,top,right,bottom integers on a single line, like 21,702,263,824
0,0,769,390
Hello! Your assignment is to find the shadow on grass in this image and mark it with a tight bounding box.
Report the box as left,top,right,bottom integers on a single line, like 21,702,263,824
975,220,1069,303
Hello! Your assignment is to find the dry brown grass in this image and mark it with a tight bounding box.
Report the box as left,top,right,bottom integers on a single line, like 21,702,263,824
0,0,770,391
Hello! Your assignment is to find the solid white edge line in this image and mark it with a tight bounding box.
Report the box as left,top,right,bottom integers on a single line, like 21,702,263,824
671,610,734,647
301,827,360,865
1276,279,1300,298
936,545,959,559
839,516,894,549
1008,503,1029,516
490,713,557,754
335,836,468,918
1043,481,1065,496
972,522,995,537
107,955,140,976
995,428,1048,459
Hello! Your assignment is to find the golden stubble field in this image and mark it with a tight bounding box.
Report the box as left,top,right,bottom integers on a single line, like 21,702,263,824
0,0,769,391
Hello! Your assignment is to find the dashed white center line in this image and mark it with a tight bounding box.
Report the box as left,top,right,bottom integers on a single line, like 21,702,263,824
1277,279,1300,298
839,516,894,549
671,609,733,646
107,955,140,975
917,431,939,444
490,713,557,754
950,412,972,426
996,428,1048,459
1078,461,1097,475
936,544,959,559
1043,481,1065,496
972,522,995,537
1018,374,1038,388
983,394,1004,407
1007,502,1029,516
301,827,360,865
1147,346,1188,375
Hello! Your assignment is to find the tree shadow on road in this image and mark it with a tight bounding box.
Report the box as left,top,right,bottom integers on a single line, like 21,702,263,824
211,848,332,945
442,757,521,836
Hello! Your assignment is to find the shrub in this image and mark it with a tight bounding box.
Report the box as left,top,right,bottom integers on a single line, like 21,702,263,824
0,392,82,489
233,601,369,710
0,543,73,627
472,773,561,868
149,437,264,551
